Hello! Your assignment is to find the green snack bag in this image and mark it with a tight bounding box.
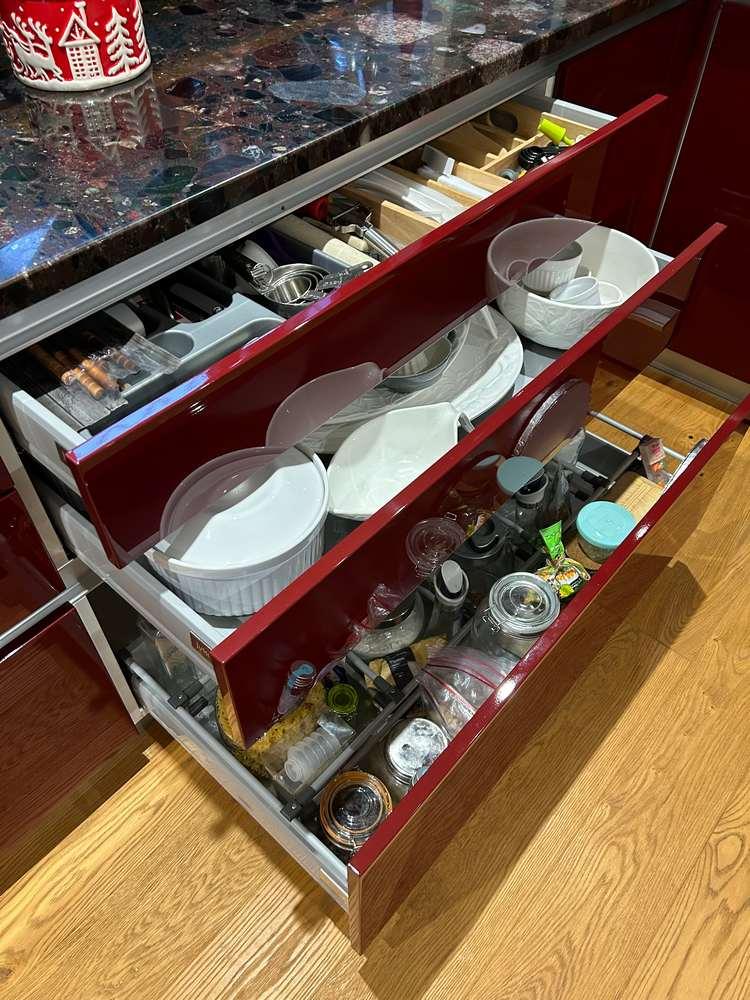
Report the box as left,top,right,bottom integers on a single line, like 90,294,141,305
539,520,565,561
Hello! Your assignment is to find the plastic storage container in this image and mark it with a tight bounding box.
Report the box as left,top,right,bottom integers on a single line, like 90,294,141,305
575,500,636,562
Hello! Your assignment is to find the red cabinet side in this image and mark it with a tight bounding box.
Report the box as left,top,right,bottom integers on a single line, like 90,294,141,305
0,605,135,850
655,1,750,381
0,490,63,635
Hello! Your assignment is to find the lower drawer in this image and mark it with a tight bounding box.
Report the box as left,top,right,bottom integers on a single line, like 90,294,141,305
53,364,749,951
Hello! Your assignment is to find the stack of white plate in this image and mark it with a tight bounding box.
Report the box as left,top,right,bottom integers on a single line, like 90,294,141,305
304,307,523,454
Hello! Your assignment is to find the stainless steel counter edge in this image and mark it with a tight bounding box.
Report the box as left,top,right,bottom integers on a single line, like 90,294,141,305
0,0,683,361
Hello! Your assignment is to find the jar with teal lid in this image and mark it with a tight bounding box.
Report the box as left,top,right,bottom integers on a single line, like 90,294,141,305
576,501,636,563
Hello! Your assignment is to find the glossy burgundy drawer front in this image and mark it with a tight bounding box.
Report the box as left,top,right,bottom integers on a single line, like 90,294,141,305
0,490,62,635
347,388,750,951
0,605,135,849
212,224,724,746
65,96,669,567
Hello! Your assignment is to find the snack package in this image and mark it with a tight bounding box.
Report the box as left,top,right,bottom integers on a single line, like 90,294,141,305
639,435,669,487
535,555,590,599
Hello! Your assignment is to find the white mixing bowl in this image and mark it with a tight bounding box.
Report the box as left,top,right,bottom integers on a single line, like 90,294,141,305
496,226,659,349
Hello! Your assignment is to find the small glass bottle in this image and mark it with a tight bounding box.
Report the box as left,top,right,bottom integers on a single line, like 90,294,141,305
276,662,316,718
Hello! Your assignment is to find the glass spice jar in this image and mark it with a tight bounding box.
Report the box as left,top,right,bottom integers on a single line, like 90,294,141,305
471,572,560,659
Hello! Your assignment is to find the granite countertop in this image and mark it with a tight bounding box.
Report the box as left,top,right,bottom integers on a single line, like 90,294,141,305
0,0,665,316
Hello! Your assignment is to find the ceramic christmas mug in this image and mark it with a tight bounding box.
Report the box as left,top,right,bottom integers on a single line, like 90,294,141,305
0,0,150,91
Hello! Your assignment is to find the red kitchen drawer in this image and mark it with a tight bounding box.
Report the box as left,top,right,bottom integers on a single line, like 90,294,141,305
64,95,669,567
208,224,724,747
0,604,135,849
346,389,750,950
0,489,62,635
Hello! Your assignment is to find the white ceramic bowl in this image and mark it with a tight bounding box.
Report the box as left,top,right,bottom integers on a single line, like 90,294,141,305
497,227,659,349
147,447,328,617
522,241,583,294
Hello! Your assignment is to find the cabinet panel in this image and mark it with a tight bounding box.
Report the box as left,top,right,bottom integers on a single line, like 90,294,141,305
555,0,716,243
0,605,135,849
0,490,62,635
655,1,750,381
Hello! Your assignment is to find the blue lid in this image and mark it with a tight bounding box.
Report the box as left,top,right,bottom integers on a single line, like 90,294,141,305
576,501,636,549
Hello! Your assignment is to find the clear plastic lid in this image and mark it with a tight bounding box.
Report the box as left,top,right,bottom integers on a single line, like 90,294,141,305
489,573,560,635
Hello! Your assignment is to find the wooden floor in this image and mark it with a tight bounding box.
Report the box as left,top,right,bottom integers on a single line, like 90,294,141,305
1,366,750,999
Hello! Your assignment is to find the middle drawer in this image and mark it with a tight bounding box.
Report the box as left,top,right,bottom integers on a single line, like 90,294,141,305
1,91,667,569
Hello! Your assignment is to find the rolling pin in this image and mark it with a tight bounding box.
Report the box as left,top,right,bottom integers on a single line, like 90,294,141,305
268,215,378,268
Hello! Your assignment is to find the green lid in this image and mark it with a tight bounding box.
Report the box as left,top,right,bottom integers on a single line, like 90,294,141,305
327,683,359,716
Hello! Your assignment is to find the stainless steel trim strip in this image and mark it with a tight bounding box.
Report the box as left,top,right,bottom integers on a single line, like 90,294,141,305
648,0,723,244
0,0,681,360
589,409,687,461
0,565,98,652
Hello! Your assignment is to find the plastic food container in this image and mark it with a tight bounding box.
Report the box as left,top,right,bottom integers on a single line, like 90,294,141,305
576,501,636,563
471,572,560,659
148,446,328,617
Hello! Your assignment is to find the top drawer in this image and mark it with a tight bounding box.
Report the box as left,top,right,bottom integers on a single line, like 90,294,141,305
0,93,668,566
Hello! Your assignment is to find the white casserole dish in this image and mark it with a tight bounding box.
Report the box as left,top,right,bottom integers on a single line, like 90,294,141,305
147,447,328,617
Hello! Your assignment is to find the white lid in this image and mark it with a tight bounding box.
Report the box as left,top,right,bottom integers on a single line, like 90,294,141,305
151,447,328,578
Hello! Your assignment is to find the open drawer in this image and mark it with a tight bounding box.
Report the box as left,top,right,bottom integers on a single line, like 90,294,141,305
42,223,726,745
1,91,670,567
70,368,749,955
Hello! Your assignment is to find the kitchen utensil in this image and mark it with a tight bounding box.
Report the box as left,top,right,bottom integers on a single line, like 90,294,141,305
471,572,560,659
497,226,659,348
518,144,566,170
381,333,457,393
148,446,328,617
549,276,624,306
269,215,378,267
511,379,591,460
487,217,596,293
326,402,462,521
326,194,401,259
349,167,463,224
539,118,575,145
522,241,583,294
304,308,522,454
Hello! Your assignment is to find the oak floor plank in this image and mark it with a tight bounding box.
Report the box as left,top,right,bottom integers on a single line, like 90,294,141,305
624,764,750,1000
